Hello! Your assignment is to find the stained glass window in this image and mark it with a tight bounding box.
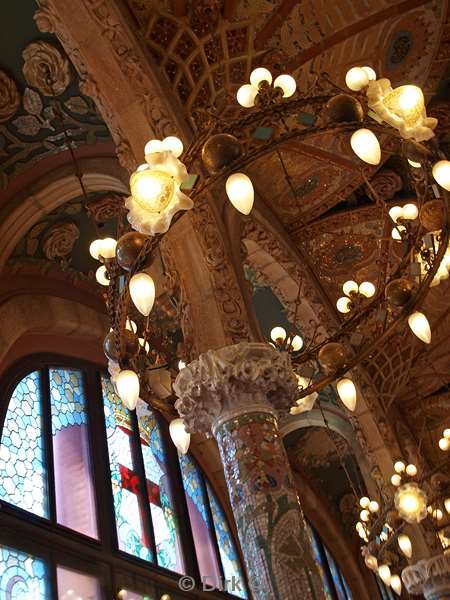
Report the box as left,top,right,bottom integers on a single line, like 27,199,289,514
179,454,221,584
102,377,153,562
50,368,98,538
0,545,49,599
137,401,185,573
0,371,48,517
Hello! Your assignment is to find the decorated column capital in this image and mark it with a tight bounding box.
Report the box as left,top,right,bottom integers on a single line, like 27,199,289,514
174,342,297,434
403,554,450,599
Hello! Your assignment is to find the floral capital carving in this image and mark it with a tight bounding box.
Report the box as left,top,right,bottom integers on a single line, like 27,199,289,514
42,222,80,261
174,342,297,434
402,554,450,597
23,41,71,97
0,71,20,123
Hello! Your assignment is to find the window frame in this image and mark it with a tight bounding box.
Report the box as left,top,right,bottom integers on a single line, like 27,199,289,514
0,354,247,600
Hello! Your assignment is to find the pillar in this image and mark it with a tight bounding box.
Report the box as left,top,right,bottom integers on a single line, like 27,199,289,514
403,555,450,600
174,343,325,600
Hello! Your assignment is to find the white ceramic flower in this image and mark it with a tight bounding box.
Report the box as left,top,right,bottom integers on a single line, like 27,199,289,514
125,149,193,235
367,78,437,142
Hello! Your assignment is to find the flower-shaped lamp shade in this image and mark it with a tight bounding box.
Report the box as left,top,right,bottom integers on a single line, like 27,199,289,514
394,482,428,523
126,151,193,235
367,78,437,142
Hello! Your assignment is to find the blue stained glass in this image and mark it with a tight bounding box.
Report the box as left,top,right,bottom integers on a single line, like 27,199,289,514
325,546,350,600
206,483,247,599
137,401,184,573
179,454,209,526
0,371,48,517
0,545,49,599
50,369,87,434
308,526,335,600
102,377,153,562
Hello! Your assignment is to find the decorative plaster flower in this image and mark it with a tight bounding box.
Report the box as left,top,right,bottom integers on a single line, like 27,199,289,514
0,70,20,123
42,222,80,261
367,78,437,142
125,148,193,236
22,41,71,96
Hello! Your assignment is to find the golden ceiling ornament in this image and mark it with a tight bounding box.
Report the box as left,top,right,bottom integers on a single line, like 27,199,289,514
367,78,437,142
22,41,71,96
0,70,20,123
41,221,80,261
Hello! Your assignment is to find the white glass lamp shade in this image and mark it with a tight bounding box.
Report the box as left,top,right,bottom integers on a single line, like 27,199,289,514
398,534,412,558
273,74,297,98
138,338,150,353
96,266,109,286
408,159,421,168
89,239,102,260
362,66,376,81
394,461,406,473
408,311,431,344
433,160,450,191
250,67,272,88
391,474,402,486
395,482,428,523
337,297,352,313
351,129,381,165
126,319,137,334
100,238,117,259
359,281,375,298
360,509,370,522
384,86,424,125
178,359,186,370
389,206,403,224
144,139,163,155
129,272,156,317
169,418,190,455
237,84,258,108
368,500,379,513
445,498,450,514
290,335,303,351
365,554,378,571
439,437,450,451
336,378,357,411
444,429,450,439
391,225,406,240
360,496,370,508
162,136,184,158
345,67,369,91
130,168,176,214
116,369,140,410
225,173,254,215
406,464,417,477
378,565,391,586
343,280,358,296
402,203,419,220
271,326,287,343
390,575,402,596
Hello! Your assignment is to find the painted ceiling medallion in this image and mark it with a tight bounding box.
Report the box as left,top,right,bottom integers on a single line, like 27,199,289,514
126,148,193,236
22,41,71,97
0,70,20,123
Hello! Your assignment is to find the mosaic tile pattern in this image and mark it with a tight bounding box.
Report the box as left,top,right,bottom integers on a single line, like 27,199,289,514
0,545,49,599
0,371,48,517
50,368,87,433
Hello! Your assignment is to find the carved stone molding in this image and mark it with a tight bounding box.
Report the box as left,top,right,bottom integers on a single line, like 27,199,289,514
403,554,450,598
0,71,20,123
174,342,297,433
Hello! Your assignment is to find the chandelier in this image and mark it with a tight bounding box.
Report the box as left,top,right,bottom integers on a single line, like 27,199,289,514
86,63,448,450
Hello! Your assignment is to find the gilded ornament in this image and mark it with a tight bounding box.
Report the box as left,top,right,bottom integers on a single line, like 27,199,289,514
22,41,71,96
116,231,149,271
41,222,80,261
318,342,347,372
325,94,364,124
0,70,20,123
385,278,414,307
419,200,445,232
202,133,242,173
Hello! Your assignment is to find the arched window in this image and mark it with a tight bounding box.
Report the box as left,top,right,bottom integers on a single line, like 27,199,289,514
0,359,247,599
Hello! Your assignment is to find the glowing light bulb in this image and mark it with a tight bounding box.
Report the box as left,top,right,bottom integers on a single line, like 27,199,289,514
169,418,190,455
129,272,156,316
126,319,137,334
130,169,175,213
432,160,450,191
290,335,303,352
402,203,419,221
391,474,402,487
432,508,443,521
336,378,357,411
96,265,109,286
444,429,450,439
406,464,417,477
273,74,297,98
408,159,421,168
161,136,184,158
369,500,379,513
360,509,370,522
271,326,287,343
389,206,403,224
89,239,103,260
351,129,381,165
439,437,450,451
178,359,186,370
365,554,378,571
144,139,163,155
250,67,272,88
384,85,425,126
343,280,358,296
395,483,428,523
362,66,376,81
237,84,258,108
345,67,369,91
138,337,150,353
359,281,375,298
116,369,139,410
390,574,402,596
398,533,412,558
444,498,450,514
378,564,391,586
360,497,370,509
225,173,254,214
394,461,406,473
408,311,431,344
337,296,352,313
392,225,406,240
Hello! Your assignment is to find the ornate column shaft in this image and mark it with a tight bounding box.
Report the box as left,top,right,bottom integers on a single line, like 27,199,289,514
174,343,325,600
403,555,450,599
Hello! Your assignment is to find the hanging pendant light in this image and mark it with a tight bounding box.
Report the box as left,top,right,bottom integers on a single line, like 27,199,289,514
408,311,431,344
350,129,381,165
129,273,156,316
432,160,450,191
378,565,391,586
225,173,254,214
116,369,140,410
273,74,297,98
398,534,412,558
336,378,357,411
390,575,402,596
169,418,191,455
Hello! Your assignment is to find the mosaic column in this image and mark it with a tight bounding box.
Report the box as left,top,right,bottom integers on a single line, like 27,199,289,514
403,555,450,600
174,343,325,600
